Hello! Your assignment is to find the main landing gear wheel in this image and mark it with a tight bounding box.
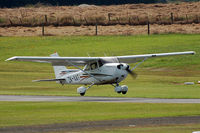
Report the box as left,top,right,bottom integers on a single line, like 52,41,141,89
77,86,87,96
77,84,94,96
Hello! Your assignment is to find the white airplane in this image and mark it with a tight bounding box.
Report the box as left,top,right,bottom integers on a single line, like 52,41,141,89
6,51,195,96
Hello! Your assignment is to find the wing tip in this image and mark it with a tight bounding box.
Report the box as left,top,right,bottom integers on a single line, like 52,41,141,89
5,56,17,61
32,80,39,82
186,51,196,55
192,51,196,55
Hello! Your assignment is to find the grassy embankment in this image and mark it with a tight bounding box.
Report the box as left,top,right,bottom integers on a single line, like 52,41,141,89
0,34,200,98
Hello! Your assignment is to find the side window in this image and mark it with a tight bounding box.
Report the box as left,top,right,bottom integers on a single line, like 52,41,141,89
90,62,97,70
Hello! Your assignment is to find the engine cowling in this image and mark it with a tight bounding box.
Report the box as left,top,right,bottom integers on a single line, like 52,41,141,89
77,86,87,96
121,85,128,94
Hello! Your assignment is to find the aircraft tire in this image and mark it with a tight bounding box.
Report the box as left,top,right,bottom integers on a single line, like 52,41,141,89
122,91,127,94
80,93,85,96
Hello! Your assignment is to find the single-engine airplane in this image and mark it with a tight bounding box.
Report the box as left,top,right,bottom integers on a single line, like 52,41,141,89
6,51,195,96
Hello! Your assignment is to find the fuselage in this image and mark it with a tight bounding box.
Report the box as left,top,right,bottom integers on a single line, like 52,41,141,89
60,63,128,85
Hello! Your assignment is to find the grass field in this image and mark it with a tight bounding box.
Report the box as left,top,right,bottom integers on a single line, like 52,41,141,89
0,34,200,98
0,102,200,127
0,34,200,131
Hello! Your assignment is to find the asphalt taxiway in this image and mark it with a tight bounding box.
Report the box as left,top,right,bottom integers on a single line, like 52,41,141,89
1,95,200,103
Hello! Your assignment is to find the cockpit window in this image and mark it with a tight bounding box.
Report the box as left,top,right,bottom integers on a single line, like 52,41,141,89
98,60,103,67
84,60,104,71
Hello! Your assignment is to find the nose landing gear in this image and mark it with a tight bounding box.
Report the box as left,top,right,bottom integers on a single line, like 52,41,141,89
114,84,128,95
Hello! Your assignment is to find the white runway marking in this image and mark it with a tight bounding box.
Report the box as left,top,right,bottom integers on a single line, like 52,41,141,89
0,95,200,103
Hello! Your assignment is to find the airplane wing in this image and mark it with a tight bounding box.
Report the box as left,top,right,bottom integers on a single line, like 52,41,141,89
6,51,195,65
116,51,195,63
6,56,99,66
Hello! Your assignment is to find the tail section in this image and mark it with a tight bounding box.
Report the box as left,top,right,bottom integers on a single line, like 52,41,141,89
50,52,68,79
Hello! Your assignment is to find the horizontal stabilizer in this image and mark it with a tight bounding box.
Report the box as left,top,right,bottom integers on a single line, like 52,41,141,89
32,78,65,82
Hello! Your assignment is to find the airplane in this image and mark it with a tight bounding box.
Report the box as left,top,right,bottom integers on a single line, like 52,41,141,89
6,51,195,96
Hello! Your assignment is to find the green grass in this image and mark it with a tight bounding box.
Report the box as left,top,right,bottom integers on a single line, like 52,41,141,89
0,102,200,127
0,34,200,98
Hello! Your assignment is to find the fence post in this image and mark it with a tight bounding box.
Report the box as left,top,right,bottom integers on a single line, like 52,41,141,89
171,13,174,24
137,16,139,23
147,21,150,35
108,13,111,21
44,15,48,25
116,17,120,23
84,17,88,25
42,25,45,36
186,14,188,23
196,15,199,23
158,15,161,23
95,23,98,35
9,19,13,25
19,18,23,24
72,17,76,25
128,17,131,25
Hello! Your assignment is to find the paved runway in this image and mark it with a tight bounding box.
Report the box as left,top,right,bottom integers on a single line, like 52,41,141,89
0,95,200,103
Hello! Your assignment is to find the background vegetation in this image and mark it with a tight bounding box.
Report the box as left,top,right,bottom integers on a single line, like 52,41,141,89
1,1,199,28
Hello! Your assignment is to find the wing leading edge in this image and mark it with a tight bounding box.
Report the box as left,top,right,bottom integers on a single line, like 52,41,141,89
6,51,195,65
6,56,99,66
117,51,195,63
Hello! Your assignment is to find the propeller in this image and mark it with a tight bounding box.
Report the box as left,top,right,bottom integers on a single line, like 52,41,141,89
126,65,137,79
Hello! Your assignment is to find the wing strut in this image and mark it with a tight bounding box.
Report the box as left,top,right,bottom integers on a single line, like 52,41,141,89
131,57,148,71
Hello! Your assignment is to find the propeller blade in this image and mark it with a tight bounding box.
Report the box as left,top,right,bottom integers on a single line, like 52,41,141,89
126,67,137,79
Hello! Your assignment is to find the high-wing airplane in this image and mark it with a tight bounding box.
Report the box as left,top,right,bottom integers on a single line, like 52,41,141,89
6,51,195,96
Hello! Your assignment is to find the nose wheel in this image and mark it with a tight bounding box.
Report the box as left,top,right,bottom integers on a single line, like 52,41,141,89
113,84,128,95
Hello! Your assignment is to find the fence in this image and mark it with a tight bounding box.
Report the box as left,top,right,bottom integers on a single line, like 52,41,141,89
0,13,200,27
0,12,200,36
